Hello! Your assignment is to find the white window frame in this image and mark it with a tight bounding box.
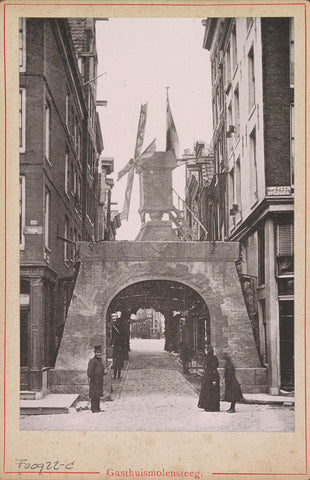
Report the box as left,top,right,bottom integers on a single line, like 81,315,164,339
249,128,258,202
20,175,26,249
44,187,50,250
231,25,237,75
19,88,26,153
64,217,69,262
19,18,26,72
233,86,240,140
225,44,231,82
248,46,255,113
235,158,241,215
65,92,70,127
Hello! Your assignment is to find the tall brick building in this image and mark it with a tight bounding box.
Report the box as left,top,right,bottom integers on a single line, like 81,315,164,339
202,18,294,394
19,18,109,394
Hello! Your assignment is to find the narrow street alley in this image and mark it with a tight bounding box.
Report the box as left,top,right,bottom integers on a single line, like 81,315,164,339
20,339,294,432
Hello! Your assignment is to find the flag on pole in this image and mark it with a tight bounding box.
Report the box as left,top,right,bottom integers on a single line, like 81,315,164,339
166,91,179,158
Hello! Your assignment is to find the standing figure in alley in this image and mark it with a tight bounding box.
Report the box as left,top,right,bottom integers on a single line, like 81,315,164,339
223,353,242,413
198,345,220,412
87,346,106,413
112,343,124,379
112,315,128,358
180,340,191,374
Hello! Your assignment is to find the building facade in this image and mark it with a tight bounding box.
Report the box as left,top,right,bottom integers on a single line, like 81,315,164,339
98,156,121,240
181,141,214,240
202,17,294,394
19,18,108,393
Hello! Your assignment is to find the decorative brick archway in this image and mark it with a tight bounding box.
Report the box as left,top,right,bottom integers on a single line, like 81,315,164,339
50,241,268,395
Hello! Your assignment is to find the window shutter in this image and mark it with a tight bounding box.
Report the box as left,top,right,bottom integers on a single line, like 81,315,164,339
277,224,294,256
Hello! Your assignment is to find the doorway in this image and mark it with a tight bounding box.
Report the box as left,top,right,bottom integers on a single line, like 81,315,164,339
279,300,294,391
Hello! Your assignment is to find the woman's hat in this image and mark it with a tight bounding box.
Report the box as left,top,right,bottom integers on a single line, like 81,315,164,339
94,345,102,353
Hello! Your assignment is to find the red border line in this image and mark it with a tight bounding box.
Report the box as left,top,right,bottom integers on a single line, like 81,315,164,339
212,474,308,477
304,2,308,473
3,1,308,477
3,1,7,477
3,2,308,5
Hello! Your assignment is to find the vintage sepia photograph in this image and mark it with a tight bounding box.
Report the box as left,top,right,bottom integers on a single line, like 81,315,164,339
18,16,296,433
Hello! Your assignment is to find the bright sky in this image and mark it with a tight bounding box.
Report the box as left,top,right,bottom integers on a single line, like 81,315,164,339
96,18,212,240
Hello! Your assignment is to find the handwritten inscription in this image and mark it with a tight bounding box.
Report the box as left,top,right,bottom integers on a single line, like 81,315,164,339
15,459,75,474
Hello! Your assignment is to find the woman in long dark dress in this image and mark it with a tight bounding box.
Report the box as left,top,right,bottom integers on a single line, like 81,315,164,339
198,345,220,412
223,353,242,412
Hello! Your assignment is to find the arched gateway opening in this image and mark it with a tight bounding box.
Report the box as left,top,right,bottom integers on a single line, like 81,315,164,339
106,280,210,364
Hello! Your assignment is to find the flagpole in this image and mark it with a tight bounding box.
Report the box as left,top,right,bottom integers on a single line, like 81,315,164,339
165,86,170,151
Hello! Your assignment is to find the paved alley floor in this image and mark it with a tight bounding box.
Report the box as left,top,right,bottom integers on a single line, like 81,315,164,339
20,339,294,432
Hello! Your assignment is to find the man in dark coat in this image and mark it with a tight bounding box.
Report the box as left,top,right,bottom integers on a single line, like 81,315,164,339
180,340,191,374
112,343,124,379
223,353,242,413
87,346,106,413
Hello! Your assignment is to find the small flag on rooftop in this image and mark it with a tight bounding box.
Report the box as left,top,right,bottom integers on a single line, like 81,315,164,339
166,88,179,158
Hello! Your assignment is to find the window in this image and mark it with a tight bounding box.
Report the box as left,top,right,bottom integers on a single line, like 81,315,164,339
69,227,73,260
19,176,25,249
77,175,81,204
249,128,258,201
234,87,240,138
71,161,74,194
213,99,218,128
248,46,255,112
77,127,81,160
19,18,26,71
276,223,294,276
290,104,294,186
73,167,77,196
257,224,265,285
235,158,241,214
289,18,294,87
227,102,233,151
65,93,70,127
258,299,268,365
229,167,235,210
19,88,26,152
44,101,50,162
231,25,237,73
64,217,69,262
44,187,50,249
65,151,70,196
225,44,231,82
20,310,29,367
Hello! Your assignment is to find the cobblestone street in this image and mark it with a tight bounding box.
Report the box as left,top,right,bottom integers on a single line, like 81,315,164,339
20,339,294,432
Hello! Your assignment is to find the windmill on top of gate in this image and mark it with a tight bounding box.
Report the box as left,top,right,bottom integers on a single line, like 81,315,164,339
117,90,208,241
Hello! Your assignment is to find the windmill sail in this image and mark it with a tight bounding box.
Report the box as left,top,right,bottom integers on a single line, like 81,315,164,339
120,167,135,221
135,138,157,171
134,103,148,159
119,103,148,221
